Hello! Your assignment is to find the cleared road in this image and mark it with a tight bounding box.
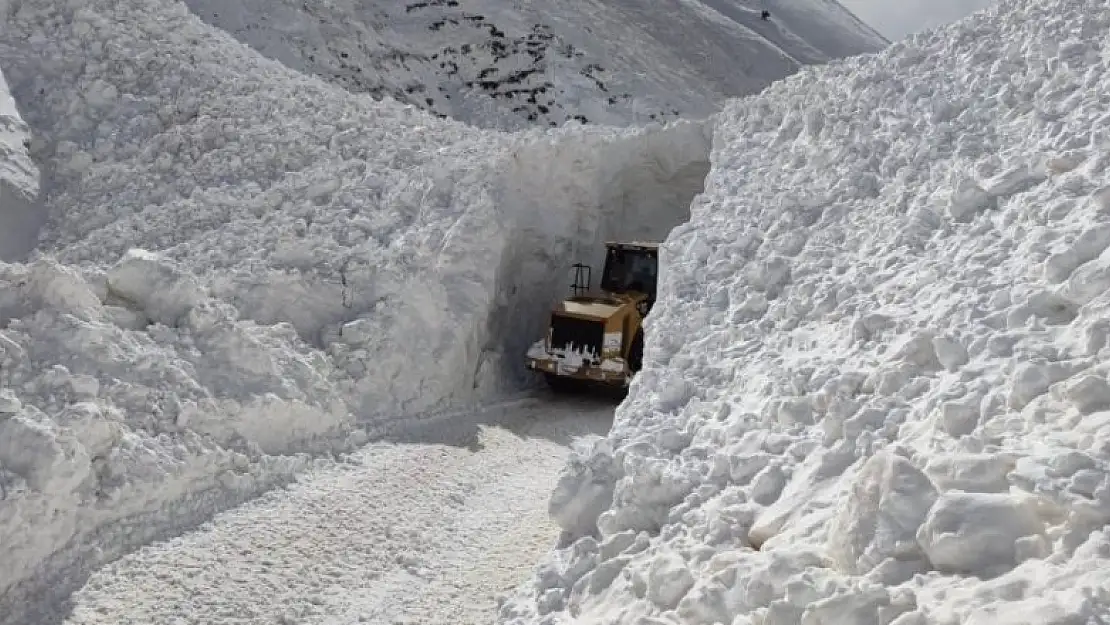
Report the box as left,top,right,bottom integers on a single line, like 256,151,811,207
63,395,613,625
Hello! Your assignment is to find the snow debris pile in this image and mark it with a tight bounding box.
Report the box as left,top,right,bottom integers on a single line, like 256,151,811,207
504,0,1110,623
0,0,715,619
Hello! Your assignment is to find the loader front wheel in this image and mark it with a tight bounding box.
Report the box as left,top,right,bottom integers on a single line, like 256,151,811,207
628,330,644,373
545,373,577,393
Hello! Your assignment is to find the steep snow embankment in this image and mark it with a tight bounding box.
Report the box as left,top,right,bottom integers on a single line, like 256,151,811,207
0,67,41,260
0,1,713,620
178,0,887,130
504,0,1110,623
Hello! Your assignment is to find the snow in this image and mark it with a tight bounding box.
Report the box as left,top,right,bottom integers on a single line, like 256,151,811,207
503,0,1110,623
7,0,1067,622
0,67,42,261
0,0,848,615
177,0,886,130
59,397,612,625
838,0,998,41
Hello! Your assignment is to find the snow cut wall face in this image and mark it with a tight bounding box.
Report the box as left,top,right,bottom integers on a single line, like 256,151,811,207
305,120,714,414
507,0,1110,624
0,67,42,261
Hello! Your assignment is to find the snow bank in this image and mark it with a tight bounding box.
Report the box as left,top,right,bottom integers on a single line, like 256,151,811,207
0,0,715,618
0,253,340,623
504,0,1110,623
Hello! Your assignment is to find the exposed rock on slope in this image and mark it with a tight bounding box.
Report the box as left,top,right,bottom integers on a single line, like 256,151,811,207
181,0,888,129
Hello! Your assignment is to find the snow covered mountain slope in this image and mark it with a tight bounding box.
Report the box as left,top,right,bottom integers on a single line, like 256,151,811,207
502,0,1110,623
0,68,40,261
180,0,887,130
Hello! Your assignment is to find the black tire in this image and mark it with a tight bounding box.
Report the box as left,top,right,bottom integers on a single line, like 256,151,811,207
545,373,577,393
628,330,644,373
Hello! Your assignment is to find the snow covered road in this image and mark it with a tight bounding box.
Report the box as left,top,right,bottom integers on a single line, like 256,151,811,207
61,395,613,625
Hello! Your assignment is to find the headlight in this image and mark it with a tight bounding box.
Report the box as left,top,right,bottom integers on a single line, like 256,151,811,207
602,331,622,357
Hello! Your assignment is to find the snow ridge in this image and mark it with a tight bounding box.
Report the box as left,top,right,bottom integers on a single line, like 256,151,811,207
505,0,1110,623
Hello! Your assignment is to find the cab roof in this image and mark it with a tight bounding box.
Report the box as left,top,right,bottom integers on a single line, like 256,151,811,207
604,240,660,251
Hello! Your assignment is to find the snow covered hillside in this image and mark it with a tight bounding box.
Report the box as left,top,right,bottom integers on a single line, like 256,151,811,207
179,0,887,130
502,0,1110,623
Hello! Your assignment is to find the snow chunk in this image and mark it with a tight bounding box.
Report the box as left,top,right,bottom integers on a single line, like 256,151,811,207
827,452,937,575
0,411,90,493
947,177,996,222
105,249,206,327
916,492,1046,575
1009,362,1067,409
647,551,696,610
548,439,619,540
1063,374,1110,414
931,336,968,372
1044,224,1110,284
924,453,1017,493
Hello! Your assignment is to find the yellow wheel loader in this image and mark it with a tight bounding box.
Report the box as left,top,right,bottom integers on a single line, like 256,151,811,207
525,241,658,391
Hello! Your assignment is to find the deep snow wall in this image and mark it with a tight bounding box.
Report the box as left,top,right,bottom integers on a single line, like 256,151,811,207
504,0,1110,624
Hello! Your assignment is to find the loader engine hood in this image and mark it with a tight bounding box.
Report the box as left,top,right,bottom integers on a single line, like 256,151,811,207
554,299,624,320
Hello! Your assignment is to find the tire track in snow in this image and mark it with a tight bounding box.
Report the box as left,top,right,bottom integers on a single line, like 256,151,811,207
62,397,613,625
357,410,596,625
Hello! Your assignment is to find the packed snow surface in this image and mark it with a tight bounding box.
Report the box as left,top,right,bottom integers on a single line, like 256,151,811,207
839,0,997,40
504,0,1110,624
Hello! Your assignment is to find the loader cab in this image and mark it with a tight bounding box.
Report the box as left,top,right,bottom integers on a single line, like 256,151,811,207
599,242,658,313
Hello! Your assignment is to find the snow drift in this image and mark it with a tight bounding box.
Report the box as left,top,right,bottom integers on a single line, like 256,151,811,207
0,0,720,619
504,0,1110,623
